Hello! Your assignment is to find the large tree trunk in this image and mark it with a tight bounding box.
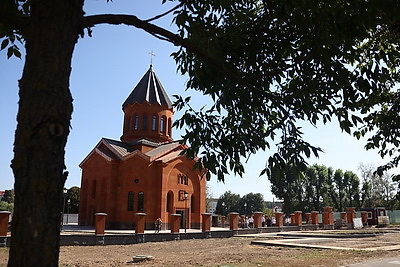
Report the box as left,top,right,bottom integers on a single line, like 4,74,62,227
9,1,83,266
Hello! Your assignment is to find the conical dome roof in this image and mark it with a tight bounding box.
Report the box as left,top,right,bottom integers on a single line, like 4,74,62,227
122,65,172,109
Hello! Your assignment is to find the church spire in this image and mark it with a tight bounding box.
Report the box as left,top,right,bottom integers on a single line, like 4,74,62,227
122,65,172,109
121,66,174,143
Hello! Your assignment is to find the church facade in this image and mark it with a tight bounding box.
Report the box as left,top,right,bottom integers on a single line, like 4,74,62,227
78,66,206,229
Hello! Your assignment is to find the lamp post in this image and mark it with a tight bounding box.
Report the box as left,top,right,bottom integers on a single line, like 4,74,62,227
61,188,67,230
184,191,188,233
244,202,247,216
221,202,225,216
67,199,71,224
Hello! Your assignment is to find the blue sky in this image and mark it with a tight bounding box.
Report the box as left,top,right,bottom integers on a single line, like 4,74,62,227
0,0,397,201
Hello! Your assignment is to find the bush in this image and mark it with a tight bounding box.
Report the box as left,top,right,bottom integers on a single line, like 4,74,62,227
0,201,14,212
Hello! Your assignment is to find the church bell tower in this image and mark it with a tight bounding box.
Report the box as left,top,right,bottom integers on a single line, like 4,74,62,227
120,65,174,143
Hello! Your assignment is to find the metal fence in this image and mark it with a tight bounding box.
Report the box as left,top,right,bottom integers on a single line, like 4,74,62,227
62,213,78,224
387,210,400,224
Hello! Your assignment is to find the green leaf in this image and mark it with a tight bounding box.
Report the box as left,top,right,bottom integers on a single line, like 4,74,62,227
7,47,13,59
1,39,9,51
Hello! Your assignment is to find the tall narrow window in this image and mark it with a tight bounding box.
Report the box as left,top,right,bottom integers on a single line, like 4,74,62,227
142,115,147,130
127,192,134,211
191,195,195,213
134,115,139,130
166,191,173,212
138,192,145,211
167,118,172,136
151,116,157,131
160,117,165,133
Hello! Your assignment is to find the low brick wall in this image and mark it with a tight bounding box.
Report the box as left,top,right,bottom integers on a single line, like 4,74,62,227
1,225,321,247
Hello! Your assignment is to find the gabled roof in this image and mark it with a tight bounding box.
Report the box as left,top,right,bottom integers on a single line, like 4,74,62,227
122,65,173,109
80,138,184,167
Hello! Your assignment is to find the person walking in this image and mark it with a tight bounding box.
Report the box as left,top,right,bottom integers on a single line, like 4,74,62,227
155,217,162,233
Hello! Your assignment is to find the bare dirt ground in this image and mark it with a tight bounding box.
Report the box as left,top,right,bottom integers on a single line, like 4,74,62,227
1,231,400,266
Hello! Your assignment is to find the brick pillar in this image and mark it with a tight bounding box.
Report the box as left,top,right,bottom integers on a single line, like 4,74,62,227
361,211,368,225
311,211,319,225
221,216,226,227
323,207,334,228
340,212,347,221
305,213,311,224
94,213,107,235
294,211,302,226
346,207,356,224
290,213,295,224
229,212,239,230
275,212,284,227
201,213,211,232
253,212,263,228
134,213,146,234
170,214,181,234
0,211,11,236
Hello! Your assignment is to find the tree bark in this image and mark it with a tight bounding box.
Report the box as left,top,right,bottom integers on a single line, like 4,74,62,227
9,1,83,266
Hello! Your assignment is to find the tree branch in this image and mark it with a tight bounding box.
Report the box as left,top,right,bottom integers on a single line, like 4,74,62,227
144,3,183,22
82,14,279,103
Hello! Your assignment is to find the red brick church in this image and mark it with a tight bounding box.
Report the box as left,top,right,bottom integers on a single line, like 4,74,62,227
78,65,206,229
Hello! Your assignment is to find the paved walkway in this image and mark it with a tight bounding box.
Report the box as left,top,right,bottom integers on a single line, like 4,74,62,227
249,232,400,252
344,257,400,266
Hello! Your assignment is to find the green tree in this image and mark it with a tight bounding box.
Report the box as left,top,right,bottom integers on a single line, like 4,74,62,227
172,0,400,183
0,201,14,212
332,170,345,211
359,163,397,208
239,193,265,216
215,191,241,216
269,163,305,214
304,165,330,212
3,189,14,204
343,171,361,209
66,187,80,214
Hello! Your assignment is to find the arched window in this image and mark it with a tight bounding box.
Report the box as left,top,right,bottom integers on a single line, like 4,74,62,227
160,117,165,133
142,115,147,130
134,115,139,130
151,115,157,131
191,195,195,213
127,192,134,211
138,192,144,211
166,191,173,213
178,174,188,185
125,116,131,132
167,118,172,136
91,180,97,199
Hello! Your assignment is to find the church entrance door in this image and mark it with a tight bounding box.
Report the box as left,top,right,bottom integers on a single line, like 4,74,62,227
176,210,186,229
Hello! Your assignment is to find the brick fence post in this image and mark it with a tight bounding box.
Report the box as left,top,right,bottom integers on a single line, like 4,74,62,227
290,213,295,224
170,214,181,234
323,207,334,229
360,211,368,225
305,213,311,224
201,213,211,232
0,211,11,237
229,212,239,230
275,212,283,227
346,207,356,224
294,211,302,226
134,213,146,234
253,212,263,228
311,211,319,225
94,213,107,235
